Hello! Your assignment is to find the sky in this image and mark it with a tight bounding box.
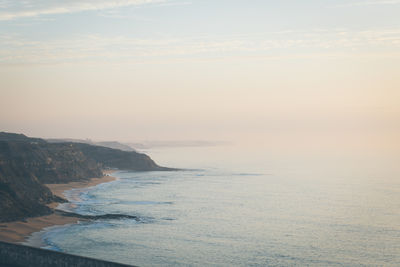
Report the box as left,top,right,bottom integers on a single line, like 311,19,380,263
0,0,399,153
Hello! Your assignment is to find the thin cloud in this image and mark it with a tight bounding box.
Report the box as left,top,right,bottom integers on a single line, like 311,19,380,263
1,28,400,65
0,0,166,21
334,0,400,7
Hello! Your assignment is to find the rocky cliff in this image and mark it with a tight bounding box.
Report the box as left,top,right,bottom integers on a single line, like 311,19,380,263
75,143,167,171
0,132,172,222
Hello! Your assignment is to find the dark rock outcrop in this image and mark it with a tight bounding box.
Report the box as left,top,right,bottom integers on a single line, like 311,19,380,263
55,210,140,221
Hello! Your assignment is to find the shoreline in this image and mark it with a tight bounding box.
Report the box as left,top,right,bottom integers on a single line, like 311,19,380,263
0,170,118,245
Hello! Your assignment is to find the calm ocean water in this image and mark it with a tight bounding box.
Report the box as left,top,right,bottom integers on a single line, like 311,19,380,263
41,145,400,266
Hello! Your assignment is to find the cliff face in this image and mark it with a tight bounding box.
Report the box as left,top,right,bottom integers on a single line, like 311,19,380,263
75,143,168,171
0,140,102,222
0,141,103,184
0,132,172,222
0,141,54,221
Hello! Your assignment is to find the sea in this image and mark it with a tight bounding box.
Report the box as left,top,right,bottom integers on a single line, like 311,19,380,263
37,144,400,266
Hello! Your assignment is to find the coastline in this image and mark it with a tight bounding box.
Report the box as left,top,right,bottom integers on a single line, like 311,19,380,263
0,170,117,245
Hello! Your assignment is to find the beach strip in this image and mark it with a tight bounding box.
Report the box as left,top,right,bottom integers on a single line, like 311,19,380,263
0,171,117,244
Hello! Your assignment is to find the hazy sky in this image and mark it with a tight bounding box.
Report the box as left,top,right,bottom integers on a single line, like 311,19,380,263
0,0,399,152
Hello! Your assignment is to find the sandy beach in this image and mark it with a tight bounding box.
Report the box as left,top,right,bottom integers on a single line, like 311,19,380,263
0,170,117,244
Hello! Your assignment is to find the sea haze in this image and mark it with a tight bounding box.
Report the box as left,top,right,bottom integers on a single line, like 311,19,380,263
41,145,400,266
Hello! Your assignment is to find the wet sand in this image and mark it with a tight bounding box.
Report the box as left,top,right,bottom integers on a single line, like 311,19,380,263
0,171,117,244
